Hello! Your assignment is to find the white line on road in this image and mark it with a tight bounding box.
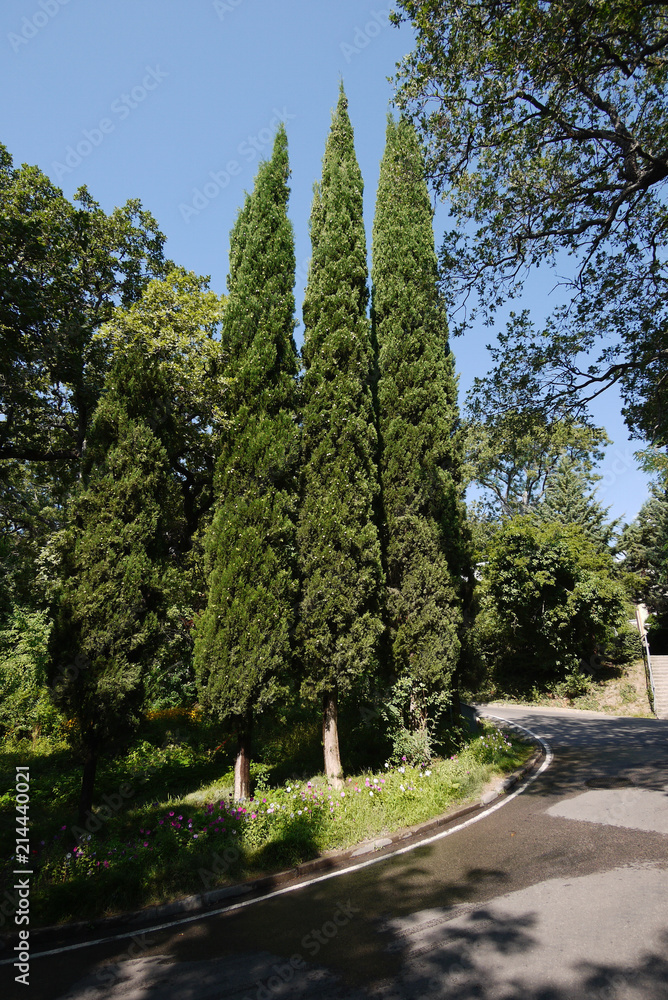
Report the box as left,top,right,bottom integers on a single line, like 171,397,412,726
0,715,553,964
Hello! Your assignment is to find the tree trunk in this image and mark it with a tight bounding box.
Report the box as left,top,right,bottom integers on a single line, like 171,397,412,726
77,744,98,827
234,714,252,801
322,688,343,788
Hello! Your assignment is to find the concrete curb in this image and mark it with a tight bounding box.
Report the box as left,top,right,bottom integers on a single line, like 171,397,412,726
1,721,544,951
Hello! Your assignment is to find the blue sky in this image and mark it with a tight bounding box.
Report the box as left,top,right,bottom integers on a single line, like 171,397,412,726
1,0,652,523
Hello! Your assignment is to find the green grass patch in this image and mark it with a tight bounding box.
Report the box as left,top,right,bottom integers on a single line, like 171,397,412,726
0,715,532,928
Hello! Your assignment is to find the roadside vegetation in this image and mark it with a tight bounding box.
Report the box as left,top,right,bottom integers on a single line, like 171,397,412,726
0,709,531,927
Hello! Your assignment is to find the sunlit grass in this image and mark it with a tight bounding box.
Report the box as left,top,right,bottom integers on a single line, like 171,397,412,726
0,717,532,927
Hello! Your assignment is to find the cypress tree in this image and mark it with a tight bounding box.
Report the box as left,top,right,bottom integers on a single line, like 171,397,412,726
49,351,184,828
371,116,467,740
299,85,384,786
194,126,299,801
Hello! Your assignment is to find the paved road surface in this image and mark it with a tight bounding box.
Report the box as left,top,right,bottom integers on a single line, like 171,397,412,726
9,706,668,999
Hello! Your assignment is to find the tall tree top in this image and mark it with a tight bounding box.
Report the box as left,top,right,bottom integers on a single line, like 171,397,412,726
535,457,615,550
303,85,368,367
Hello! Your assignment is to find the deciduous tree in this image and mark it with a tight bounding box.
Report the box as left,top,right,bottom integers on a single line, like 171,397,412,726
392,1,668,443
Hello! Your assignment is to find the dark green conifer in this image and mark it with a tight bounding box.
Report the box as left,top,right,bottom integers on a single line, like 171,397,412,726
372,116,467,740
536,457,614,549
50,351,184,828
299,86,384,785
194,126,299,800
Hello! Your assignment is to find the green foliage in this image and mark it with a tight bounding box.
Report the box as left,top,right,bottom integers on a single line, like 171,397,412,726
0,607,60,736
473,516,633,692
298,86,384,699
195,126,300,723
96,268,226,538
618,482,668,620
0,709,531,926
535,457,616,550
372,116,467,726
49,356,186,760
465,342,610,519
393,1,668,445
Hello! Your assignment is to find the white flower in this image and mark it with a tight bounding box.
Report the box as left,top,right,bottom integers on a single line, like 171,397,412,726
384,762,389,769
400,784,405,792
398,766,405,774
425,770,432,776
369,791,374,797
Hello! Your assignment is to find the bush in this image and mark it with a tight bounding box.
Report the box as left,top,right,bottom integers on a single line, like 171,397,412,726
0,607,62,737
472,517,633,694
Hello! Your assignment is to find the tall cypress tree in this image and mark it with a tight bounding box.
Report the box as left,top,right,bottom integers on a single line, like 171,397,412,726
372,116,467,739
49,350,184,828
299,85,384,786
194,126,299,801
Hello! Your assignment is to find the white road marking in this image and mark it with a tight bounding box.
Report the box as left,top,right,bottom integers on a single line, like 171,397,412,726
0,715,552,964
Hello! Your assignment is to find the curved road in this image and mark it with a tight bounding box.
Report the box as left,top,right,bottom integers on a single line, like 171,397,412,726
16,707,668,999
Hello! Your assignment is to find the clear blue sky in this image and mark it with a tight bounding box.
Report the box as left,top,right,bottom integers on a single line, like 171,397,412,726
1,0,652,523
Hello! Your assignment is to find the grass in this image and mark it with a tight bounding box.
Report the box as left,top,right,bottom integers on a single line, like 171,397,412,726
474,657,654,718
0,710,533,929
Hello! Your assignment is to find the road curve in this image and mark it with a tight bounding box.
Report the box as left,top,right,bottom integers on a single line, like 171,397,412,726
16,707,668,999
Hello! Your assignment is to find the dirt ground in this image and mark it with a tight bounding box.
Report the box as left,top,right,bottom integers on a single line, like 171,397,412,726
568,658,654,716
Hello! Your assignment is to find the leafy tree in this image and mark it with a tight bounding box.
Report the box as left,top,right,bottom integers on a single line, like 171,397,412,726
95,269,226,708
618,483,668,619
472,517,632,695
465,357,610,519
49,351,185,827
0,143,168,649
0,143,166,466
535,458,616,550
371,115,467,744
0,607,57,738
96,268,225,540
299,86,384,786
194,127,300,801
392,1,668,444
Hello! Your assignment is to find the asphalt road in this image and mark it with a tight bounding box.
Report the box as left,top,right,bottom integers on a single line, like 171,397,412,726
9,706,668,1000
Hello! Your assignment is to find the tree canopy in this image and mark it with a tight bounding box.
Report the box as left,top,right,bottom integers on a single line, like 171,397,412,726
392,0,668,444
